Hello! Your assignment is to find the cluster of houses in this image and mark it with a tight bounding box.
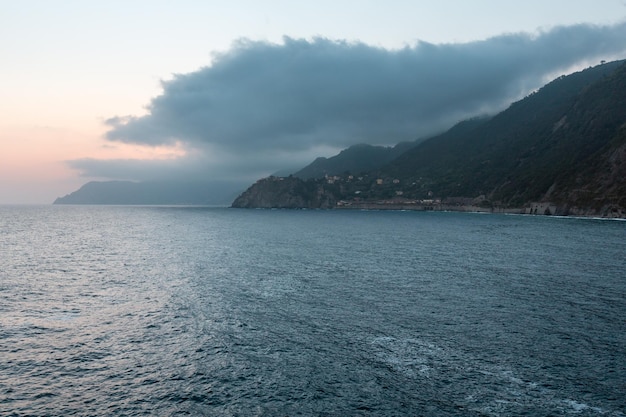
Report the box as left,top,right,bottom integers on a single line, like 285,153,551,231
289,174,561,215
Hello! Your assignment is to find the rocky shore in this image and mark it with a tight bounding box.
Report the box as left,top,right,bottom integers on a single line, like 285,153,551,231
231,176,626,218
334,201,626,218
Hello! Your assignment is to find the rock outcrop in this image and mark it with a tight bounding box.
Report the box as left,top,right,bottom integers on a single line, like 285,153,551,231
231,176,340,208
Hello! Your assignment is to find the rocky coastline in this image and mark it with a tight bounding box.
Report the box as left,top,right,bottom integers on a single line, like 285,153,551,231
231,176,626,218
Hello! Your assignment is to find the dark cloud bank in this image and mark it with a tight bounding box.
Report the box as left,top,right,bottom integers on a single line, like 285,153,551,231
72,22,626,186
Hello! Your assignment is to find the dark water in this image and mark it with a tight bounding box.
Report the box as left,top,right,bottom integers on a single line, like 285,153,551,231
1,206,625,416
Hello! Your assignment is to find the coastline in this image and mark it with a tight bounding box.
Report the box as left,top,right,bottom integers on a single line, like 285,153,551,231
335,202,521,214
333,201,626,219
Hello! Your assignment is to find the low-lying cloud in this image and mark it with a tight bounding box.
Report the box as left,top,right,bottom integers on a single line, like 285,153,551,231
74,21,626,184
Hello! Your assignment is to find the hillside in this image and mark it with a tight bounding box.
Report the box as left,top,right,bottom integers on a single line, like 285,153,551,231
233,60,626,217
381,60,626,209
293,141,421,179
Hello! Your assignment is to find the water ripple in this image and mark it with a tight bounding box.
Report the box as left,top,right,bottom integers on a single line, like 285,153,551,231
1,206,625,416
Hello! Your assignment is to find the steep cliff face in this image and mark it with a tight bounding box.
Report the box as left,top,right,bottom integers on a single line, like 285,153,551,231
231,176,340,208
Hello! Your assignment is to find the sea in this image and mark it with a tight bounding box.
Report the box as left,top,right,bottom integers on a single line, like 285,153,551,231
1,205,625,416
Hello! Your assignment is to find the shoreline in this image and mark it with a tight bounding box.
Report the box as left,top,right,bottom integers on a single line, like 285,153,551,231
335,202,521,214
333,201,626,219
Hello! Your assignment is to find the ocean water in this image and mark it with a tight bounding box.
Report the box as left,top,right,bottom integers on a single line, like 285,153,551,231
1,205,625,416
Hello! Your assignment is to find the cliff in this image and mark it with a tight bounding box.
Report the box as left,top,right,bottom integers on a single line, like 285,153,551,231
231,176,341,208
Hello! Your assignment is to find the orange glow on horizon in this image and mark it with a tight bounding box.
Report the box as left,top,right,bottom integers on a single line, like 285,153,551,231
94,140,188,161
0,123,188,201
1,124,187,164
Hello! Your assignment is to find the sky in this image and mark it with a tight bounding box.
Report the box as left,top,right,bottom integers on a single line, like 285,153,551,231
2,0,626,203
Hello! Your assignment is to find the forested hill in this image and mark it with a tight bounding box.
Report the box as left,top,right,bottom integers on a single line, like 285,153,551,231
292,141,422,179
380,59,626,208
233,60,626,217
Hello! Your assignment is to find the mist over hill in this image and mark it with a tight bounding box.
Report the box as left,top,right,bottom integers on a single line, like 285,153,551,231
56,60,625,212
381,60,626,205
233,60,626,217
54,180,243,206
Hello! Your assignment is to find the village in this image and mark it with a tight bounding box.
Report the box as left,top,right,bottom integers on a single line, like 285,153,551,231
319,174,558,215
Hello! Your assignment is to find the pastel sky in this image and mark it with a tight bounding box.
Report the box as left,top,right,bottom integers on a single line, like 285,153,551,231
2,0,626,203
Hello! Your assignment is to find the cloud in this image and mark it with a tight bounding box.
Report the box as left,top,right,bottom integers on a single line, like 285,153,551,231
67,143,337,182
79,22,626,184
